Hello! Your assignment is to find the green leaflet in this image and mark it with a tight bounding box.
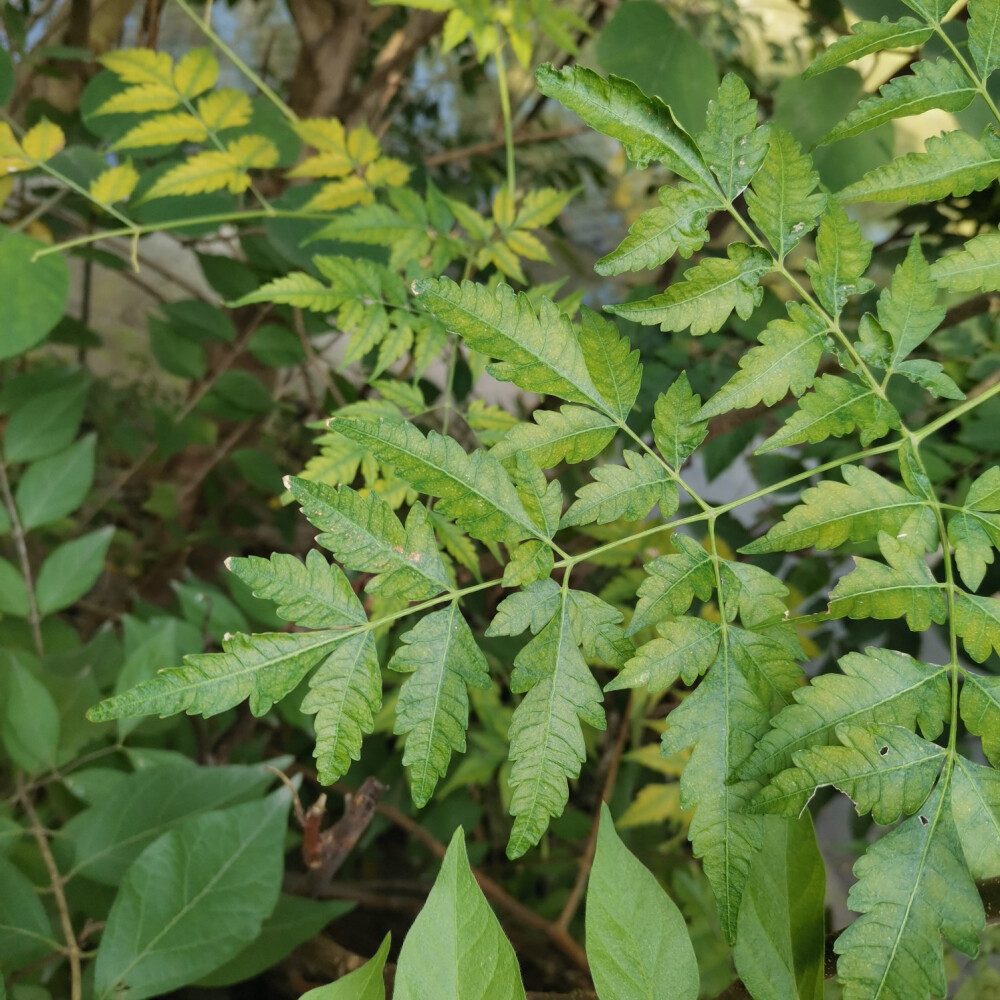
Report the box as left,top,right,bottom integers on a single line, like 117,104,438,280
511,453,562,539
506,592,606,858
389,604,490,807
751,723,946,824
489,404,616,469
302,630,382,783
534,63,717,190
485,578,562,637
309,203,431,270
697,303,828,418
332,419,538,544
948,511,996,590
566,589,634,668
875,235,945,370
930,231,1000,292
87,630,343,722
970,0,1000,79
226,550,365,629
803,17,933,79
652,372,708,469
967,465,1000,510
951,757,1000,880
900,0,958,22
608,617,722,692
756,375,899,453
828,531,948,631
577,306,642,421
742,464,931,554
739,647,950,781
803,202,874,317
695,73,769,200
595,183,717,275
626,533,716,635
561,450,678,527
609,243,771,335
834,782,984,1000
660,629,795,943
287,477,450,599
892,359,965,400
745,127,825,261
838,128,1000,203
413,278,606,409
953,590,1000,662
819,59,976,144
719,560,790,628
961,672,1000,765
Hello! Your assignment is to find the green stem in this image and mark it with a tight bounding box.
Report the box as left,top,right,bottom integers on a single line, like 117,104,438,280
913,376,1000,442
495,46,516,202
173,0,299,123
933,22,1000,124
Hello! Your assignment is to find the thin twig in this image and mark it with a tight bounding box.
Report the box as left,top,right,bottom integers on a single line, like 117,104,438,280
16,775,81,1000
0,455,43,656
556,695,633,932
327,781,590,973
424,126,588,167
293,308,347,409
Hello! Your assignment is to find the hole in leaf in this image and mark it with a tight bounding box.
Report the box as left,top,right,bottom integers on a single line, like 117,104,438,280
879,745,889,756
919,815,929,826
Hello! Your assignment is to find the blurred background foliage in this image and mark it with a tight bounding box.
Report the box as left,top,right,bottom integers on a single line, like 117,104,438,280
1,0,1000,996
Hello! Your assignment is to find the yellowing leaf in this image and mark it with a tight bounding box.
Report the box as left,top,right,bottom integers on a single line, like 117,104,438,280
173,47,218,99
504,229,550,262
228,134,279,170
112,112,208,150
493,186,516,228
365,157,410,187
302,176,373,212
0,123,30,173
617,782,690,829
96,84,181,116
288,151,354,179
146,150,247,199
21,120,65,162
294,117,348,151
196,88,253,131
99,48,173,86
90,162,140,204
347,126,380,165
